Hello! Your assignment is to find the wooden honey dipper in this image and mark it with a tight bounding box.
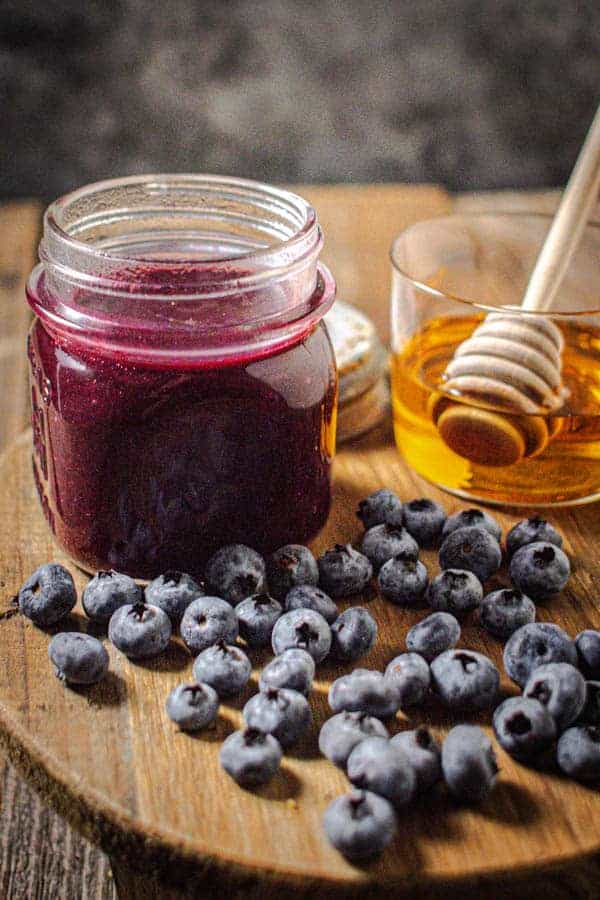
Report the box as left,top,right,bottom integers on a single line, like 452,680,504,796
433,104,600,467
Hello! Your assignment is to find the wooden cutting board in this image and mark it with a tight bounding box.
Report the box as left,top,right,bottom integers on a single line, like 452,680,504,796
1,187,600,899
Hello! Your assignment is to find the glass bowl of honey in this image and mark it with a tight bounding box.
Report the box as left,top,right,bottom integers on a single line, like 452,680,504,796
390,212,600,507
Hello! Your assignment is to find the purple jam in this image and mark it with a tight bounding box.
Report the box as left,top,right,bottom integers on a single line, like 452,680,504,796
27,270,337,580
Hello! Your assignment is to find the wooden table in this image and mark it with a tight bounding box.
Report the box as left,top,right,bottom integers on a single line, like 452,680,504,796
1,186,599,900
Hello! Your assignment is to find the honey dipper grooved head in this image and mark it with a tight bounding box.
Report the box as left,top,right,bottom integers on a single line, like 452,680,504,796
434,313,566,466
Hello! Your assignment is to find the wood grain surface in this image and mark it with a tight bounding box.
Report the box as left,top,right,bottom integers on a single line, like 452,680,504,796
2,187,599,900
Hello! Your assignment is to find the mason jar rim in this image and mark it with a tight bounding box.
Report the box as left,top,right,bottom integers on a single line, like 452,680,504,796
390,211,600,318
45,173,318,262
40,174,321,298
28,174,335,366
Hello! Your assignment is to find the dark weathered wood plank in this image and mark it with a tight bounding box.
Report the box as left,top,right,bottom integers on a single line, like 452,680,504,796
0,201,117,900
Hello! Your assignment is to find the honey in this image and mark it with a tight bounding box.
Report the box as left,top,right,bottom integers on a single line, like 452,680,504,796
391,315,600,506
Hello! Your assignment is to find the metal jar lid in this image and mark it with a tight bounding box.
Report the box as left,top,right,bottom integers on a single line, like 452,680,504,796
324,300,389,443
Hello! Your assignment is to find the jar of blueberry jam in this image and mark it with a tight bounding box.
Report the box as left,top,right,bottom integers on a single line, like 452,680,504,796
26,176,338,579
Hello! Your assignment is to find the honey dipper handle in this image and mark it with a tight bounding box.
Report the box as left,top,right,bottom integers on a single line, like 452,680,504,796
522,103,600,312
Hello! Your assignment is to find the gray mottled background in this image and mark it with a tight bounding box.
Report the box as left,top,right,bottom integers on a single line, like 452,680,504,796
0,0,599,198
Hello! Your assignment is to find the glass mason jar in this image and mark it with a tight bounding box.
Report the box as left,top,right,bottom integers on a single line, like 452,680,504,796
26,175,338,579
390,213,600,507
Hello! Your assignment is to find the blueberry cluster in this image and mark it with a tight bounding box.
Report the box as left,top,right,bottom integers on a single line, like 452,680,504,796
16,543,379,789
14,497,600,864
319,496,599,860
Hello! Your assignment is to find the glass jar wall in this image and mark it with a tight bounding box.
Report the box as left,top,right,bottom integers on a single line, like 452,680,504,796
26,175,337,579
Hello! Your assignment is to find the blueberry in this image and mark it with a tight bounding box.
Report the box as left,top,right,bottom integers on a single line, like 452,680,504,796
426,569,483,618
479,589,536,640
361,525,418,572
506,517,563,557
165,682,219,731
271,608,331,663
317,544,373,597
204,544,266,605
503,622,577,688
509,541,570,600
220,728,283,787
266,544,319,601
145,571,204,624
82,570,142,624
403,498,447,547
284,584,338,624
192,642,251,697
19,563,77,627
439,526,502,583
319,711,389,768
442,508,502,543
347,736,416,806
236,593,282,648
323,789,397,860
406,612,461,662
329,669,400,719
356,489,404,530
431,650,500,711
557,725,600,781
243,687,311,748
179,596,239,655
390,727,441,793
441,725,498,803
259,648,315,696
330,607,377,661
493,696,556,760
48,632,109,685
575,630,600,679
108,602,171,659
378,554,428,606
577,681,600,725
523,663,586,731
384,653,431,707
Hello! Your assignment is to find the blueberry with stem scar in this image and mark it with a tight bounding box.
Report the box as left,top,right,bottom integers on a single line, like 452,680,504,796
323,790,397,860
356,489,404,530
204,544,266,606
267,545,319,601
243,687,311,748
403,498,446,547
439,526,501,583
503,622,577,688
493,696,556,761
108,602,171,659
390,728,441,793
192,642,252,697
506,517,563,557
426,569,483,618
361,525,418,572
431,650,499,711
319,711,389,768
284,585,338,625
509,541,570,601
145,570,204,624
83,570,141,624
220,728,283,787
271,609,331,663
317,544,373,597
166,682,219,731
19,563,77,627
